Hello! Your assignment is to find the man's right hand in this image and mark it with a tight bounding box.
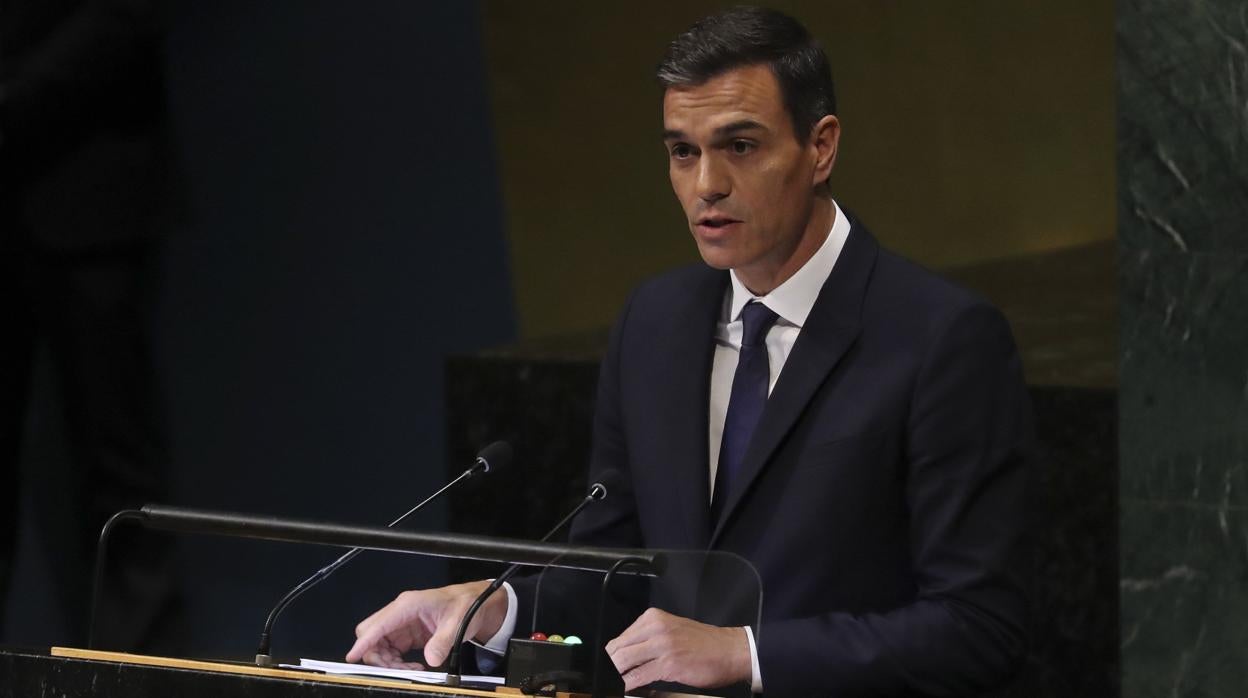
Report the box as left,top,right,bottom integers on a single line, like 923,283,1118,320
345,580,508,669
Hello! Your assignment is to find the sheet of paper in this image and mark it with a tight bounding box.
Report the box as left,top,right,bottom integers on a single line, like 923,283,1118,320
284,658,504,686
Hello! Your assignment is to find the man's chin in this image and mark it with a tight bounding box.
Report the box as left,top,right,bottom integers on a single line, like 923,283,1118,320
691,239,738,271
696,254,736,271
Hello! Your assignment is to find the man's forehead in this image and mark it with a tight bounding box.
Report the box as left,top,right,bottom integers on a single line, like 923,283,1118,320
662,65,784,134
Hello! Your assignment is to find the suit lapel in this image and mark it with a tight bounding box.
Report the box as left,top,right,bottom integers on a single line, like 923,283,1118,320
709,219,880,545
654,266,726,549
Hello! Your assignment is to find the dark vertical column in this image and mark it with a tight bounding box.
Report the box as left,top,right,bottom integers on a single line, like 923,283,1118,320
151,0,512,658
1118,0,1248,694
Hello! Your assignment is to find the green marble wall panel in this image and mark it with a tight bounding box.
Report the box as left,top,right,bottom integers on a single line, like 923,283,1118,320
1120,251,1248,697
1120,503,1248,695
1119,0,1248,692
1118,0,1248,254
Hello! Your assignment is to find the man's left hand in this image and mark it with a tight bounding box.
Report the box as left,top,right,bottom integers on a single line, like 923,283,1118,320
604,608,752,691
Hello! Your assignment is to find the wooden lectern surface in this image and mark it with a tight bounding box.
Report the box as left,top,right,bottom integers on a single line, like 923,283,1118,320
0,647,713,698
3,646,476,697
49,647,501,696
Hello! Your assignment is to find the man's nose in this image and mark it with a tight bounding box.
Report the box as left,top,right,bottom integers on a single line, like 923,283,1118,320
696,156,729,203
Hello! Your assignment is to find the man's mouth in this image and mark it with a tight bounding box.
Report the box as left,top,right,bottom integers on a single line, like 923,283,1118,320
697,216,741,229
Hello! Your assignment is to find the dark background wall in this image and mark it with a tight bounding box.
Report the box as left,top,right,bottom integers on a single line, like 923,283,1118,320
3,0,514,659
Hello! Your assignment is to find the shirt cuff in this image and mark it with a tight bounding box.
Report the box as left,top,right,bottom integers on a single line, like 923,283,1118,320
743,626,763,693
481,582,518,655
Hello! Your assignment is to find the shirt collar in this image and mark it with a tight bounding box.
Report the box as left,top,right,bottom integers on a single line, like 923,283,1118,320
727,200,851,328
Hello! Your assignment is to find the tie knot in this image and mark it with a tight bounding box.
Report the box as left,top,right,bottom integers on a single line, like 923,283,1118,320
739,301,779,348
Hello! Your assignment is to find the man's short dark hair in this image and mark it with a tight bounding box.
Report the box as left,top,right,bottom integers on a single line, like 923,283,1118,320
657,6,837,143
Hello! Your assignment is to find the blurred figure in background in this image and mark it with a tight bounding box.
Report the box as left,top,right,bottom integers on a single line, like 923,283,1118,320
0,0,183,651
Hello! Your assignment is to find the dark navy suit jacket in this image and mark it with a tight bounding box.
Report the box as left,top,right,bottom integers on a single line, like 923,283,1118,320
518,215,1034,697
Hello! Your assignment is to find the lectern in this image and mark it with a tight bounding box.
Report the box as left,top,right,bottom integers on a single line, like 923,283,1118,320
7,504,759,698
2,647,501,697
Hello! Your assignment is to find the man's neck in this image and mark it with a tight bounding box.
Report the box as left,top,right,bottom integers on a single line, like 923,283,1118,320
735,196,835,296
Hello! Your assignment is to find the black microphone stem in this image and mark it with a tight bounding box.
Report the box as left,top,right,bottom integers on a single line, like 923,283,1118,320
255,467,478,665
444,492,599,685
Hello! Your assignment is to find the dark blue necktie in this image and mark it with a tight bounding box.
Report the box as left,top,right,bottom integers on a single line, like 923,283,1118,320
712,301,780,522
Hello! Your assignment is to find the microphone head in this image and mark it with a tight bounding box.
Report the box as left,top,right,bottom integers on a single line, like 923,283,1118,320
475,441,513,475
588,469,624,500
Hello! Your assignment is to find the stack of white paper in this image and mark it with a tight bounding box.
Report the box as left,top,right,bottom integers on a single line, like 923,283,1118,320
283,658,505,686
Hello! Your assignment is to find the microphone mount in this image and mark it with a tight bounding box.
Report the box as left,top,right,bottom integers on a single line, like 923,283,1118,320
443,470,620,686
88,500,662,653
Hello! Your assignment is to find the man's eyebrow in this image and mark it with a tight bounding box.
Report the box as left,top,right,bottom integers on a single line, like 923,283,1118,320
661,120,768,141
713,119,767,137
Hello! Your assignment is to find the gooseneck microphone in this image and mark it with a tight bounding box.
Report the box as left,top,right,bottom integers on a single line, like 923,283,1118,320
254,441,512,666
444,469,622,686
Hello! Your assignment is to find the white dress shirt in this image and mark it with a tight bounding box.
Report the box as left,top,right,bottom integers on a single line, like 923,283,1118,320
488,201,851,694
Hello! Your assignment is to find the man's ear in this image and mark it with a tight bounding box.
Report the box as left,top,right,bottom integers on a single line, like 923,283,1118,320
810,115,841,185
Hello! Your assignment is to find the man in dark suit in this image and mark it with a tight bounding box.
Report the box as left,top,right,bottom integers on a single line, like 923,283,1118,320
349,7,1033,696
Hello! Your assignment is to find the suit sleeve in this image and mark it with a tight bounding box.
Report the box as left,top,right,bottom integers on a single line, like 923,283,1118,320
757,302,1035,697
